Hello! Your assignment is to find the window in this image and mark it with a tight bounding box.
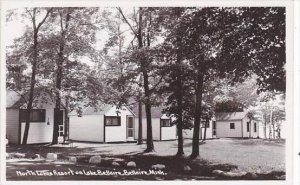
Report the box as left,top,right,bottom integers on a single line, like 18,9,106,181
161,119,171,127
230,123,235,129
105,116,121,126
58,125,64,137
201,121,209,128
213,121,216,129
20,109,46,122
254,123,257,132
247,122,250,132
127,117,134,138
213,130,216,135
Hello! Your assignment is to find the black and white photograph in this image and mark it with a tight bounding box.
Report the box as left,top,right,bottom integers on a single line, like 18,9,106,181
1,0,296,183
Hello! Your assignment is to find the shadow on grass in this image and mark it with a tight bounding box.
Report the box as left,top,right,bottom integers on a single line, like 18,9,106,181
6,144,285,180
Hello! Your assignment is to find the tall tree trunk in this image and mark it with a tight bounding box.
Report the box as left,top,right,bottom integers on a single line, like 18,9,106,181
64,97,69,142
139,8,154,152
176,84,184,156
249,119,251,138
52,10,71,144
137,99,143,144
22,31,38,145
143,71,154,152
269,106,273,139
190,71,204,159
175,7,184,157
272,123,276,139
22,8,52,144
203,119,208,141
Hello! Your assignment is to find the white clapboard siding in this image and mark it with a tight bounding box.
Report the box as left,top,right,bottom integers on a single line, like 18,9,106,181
20,107,55,144
104,106,129,142
134,118,161,140
201,123,213,139
20,122,53,144
6,109,20,144
69,115,104,142
216,120,243,138
161,125,176,140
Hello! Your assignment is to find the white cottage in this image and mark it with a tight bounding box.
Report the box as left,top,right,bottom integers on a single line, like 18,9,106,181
215,112,259,138
183,119,217,140
6,90,65,144
133,106,177,141
68,105,135,142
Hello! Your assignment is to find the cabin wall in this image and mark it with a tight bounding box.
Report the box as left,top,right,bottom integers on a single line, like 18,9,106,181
134,118,161,140
161,125,176,140
216,120,243,138
20,107,54,144
69,115,104,142
6,109,20,144
183,120,214,139
201,121,214,139
105,106,134,142
242,117,259,138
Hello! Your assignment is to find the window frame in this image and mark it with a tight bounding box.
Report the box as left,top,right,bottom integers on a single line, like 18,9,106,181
20,109,46,122
247,122,250,132
160,119,171,127
201,120,210,128
105,116,121,126
230,122,235,129
213,121,216,129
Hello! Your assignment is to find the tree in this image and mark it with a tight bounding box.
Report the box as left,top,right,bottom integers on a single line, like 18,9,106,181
7,8,53,144
33,7,102,144
116,7,165,152
154,7,195,157
168,7,285,158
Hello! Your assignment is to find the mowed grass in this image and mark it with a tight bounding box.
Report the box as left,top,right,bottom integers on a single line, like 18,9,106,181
6,138,285,180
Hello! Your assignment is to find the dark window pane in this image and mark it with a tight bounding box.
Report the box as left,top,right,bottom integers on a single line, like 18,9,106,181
213,121,216,129
128,129,133,137
128,117,134,128
161,119,170,127
230,123,235,129
247,122,250,132
105,116,121,126
20,109,45,122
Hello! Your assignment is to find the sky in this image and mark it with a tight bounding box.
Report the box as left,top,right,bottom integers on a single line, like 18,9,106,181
5,7,137,68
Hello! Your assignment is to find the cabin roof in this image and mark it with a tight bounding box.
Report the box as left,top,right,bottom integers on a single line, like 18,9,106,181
132,105,166,119
69,104,114,116
215,111,247,121
6,90,21,108
6,89,64,109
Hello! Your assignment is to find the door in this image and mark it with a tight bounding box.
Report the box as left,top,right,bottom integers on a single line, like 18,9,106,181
57,110,64,142
127,116,134,140
212,121,217,137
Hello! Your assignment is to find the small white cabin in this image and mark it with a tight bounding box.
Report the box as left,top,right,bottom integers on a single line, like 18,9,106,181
68,105,135,142
215,112,259,138
183,119,216,140
133,106,177,141
6,90,65,144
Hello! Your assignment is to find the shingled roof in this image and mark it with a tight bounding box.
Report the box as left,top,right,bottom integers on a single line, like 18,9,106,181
6,89,63,109
69,104,113,116
215,112,247,121
132,105,165,118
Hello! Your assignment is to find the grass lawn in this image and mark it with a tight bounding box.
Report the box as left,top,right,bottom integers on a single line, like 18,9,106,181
6,138,285,180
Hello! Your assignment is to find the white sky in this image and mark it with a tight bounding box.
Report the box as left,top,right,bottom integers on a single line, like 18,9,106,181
5,7,137,68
